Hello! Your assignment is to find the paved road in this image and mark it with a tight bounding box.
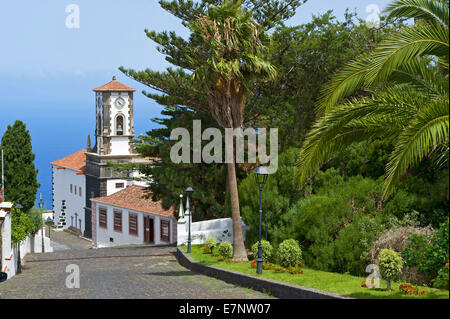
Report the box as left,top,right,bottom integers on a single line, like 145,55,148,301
47,228,92,251
0,245,272,299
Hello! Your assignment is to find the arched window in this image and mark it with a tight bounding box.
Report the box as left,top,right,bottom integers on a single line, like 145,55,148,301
116,115,124,136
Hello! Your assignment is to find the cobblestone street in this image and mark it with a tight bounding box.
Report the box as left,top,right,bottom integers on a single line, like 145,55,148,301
0,240,272,299
46,228,92,251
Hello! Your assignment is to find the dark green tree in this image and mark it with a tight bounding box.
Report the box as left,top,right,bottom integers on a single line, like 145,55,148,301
0,120,40,212
245,10,405,151
130,107,236,220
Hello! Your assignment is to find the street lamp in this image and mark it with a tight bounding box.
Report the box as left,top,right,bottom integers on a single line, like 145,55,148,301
15,203,23,274
254,165,268,274
185,186,193,253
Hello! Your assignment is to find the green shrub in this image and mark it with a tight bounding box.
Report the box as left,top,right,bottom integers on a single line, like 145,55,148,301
403,219,449,283
251,240,273,263
217,241,233,259
277,239,302,268
11,208,35,245
433,261,449,290
205,237,217,251
378,249,403,290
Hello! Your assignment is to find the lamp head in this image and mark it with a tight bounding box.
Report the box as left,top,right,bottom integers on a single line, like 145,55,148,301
185,186,193,194
254,165,269,186
15,203,23,210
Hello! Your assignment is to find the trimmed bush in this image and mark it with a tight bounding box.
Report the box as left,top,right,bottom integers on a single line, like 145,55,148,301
378,249,403,291
277,239,302,268
205,237,217,251
251,240,273,263
218,241,233,259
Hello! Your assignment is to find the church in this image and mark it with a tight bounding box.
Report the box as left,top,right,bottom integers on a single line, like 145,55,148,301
51,77,177,247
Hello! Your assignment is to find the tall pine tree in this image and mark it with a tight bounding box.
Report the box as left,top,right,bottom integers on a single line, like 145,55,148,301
0,120,39,212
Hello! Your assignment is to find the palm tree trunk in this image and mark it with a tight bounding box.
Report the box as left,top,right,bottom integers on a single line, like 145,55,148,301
223,171,229,217
226,158,248,262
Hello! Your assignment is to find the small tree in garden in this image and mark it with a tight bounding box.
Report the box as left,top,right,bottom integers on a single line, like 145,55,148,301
251,240,273,262
277,239,302,268
205,237,217,253
378,248,404,291
218,241,233,259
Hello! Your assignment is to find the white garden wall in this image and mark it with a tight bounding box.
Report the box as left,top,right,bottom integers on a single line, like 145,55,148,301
1,202,52,281
177,217,249,246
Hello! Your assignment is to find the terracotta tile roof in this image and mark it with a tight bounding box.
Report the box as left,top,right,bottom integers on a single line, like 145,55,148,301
91,185,174,218
51,149,86,173
93,76,136,92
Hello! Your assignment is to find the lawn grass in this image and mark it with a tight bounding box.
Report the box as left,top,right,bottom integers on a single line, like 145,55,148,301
181,244,449,299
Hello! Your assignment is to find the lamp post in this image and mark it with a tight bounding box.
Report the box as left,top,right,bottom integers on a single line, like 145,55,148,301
265,213,268,241
15,203,23,274
185,186,193,253
254,165,268,274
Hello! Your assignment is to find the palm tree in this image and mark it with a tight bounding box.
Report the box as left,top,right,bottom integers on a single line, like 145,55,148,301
189,0,276,261
295,0,449,199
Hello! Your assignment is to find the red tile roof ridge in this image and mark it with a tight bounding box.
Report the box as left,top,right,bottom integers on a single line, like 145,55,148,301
93,76,136,92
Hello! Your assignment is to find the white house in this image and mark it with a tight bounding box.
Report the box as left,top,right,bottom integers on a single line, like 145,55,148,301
91,185,176,248
51,149,87,233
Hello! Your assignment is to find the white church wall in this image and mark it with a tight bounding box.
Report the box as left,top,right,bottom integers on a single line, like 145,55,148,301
110,136,130,155
52,166,86,234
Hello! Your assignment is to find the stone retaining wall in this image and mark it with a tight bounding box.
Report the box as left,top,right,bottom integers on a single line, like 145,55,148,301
176,247,353,299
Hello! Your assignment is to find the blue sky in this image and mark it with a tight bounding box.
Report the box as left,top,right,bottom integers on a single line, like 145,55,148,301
0,0,392,208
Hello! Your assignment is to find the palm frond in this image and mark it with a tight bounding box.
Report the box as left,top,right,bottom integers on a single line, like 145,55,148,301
296,85,429,188
316,53,374,116
385,0,449,28
383,94,449,198
389,57,449,95
367,22,449,83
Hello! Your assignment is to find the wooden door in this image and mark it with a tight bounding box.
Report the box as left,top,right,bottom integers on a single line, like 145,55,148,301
149,218,154,243
160,220,170,242
143,216,154,244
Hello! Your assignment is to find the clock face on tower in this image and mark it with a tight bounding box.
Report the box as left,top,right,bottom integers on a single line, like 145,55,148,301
115,97,125,109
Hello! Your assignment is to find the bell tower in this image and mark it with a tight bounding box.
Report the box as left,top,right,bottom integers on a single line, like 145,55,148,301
92,76,136,155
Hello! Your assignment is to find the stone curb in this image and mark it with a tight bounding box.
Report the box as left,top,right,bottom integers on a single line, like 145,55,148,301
176,247,354,299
